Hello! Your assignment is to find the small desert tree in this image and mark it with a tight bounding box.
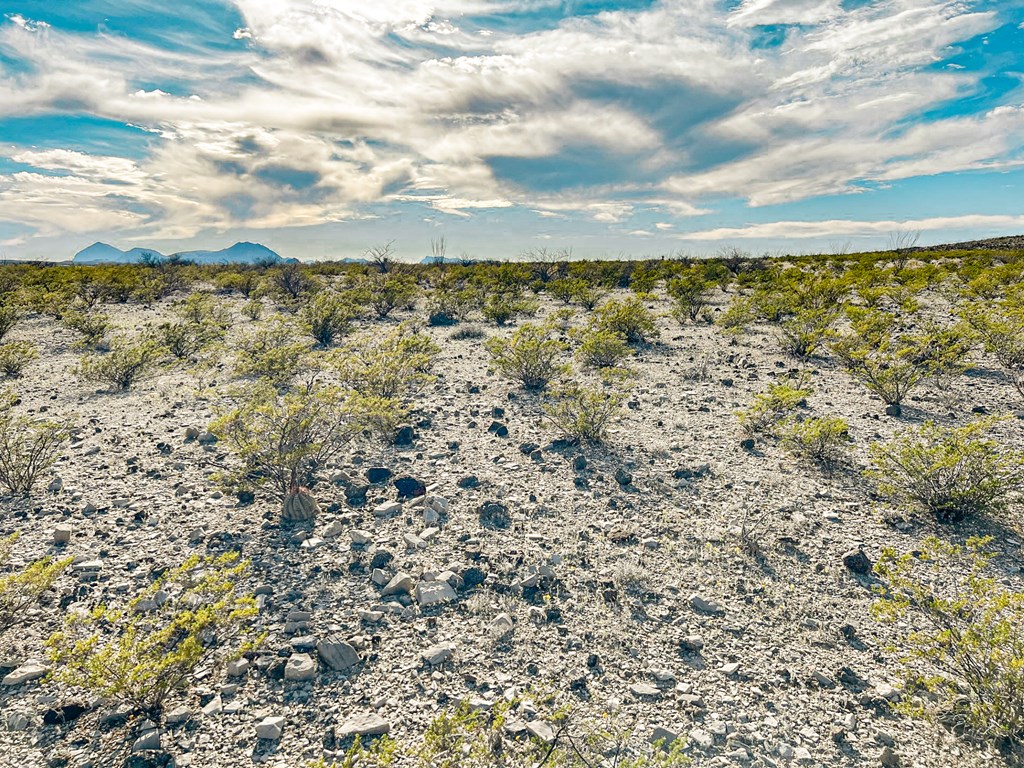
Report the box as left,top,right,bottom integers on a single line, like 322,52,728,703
47,552,259,719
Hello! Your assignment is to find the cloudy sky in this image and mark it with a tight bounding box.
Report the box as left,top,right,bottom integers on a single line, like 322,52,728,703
1,0,1023,261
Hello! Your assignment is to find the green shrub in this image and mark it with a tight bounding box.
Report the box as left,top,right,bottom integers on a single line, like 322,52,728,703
0,533,71,639
0,396,69,497
482,292,538,326
61,309,110,348
960,299,1024,399
574,327,634,369
667,271,715,323
234,316,312,385
778,308,838,358
716,296,756,335
0,341,37,377
367,274,418,319
78,334,164,391
47,552,259,719
544,381,626,443
210,380,395,511
873,537,1024,747
303,290,357,347
242,298,264,321
593,297,658,344
736,377,812,437
426,287,478,326
0,303,21,343
485,323,568,390
333,324,439,399
866,418,1024,522
780,415,850,467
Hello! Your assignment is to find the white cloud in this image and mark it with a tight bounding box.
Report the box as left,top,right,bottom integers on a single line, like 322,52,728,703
678,214,1024,241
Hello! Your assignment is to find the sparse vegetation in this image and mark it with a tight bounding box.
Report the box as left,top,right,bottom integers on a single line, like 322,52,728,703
0,341,37,377
485,322,568,389
0,533,71,639
593,296,658,344
867,417,1024,522
0,392,70,496
544,380,626,443
780,415,850,467
78,333,164,390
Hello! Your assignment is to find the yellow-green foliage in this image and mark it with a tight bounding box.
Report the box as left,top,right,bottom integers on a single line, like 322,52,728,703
482,291,538,326
544,380,626,443
0,302,21,343
0,533,71,639
310,698,690,768
210,380,385,500
593,297,658,344
715,296,757,335
78,333,164,391
574,327,634,370
366,274,418,319
47,552,260,718
873,537,1024,746
0,341,37,377
333,323,439,399
61,309,110,348
866,417,1024,522
0,393,70,496
777,307,839,358
667,268,715,323
780,415,850,467
485,322,568,390
234,315,313,385
303,290,358,347
960,295,1024,399
426,286,478,326
736,377,812,437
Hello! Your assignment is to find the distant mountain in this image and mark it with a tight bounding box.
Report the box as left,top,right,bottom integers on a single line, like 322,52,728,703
420,255,475,264
73,241,295,265
73,243,166,265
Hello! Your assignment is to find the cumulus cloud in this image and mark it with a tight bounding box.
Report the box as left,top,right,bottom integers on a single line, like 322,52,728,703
0,0,1019,252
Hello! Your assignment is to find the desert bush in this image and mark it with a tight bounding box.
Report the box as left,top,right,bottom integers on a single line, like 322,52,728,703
778,307,839,358
0,533,71,639
0,303,21,343
61,310,110,347
333,324,439,399
736,377,812,437
47,552,259,719
482,291,538,326
0,396,69,497
960,299,1024,399
574,327,634,369
451,325,485,340
242,298,264,321
211,380,397,515
158,318,223,361
716,296,757,335
0,342,37,377
780,415,850,467
668,270,715,323
426,287,478,326
78,334,164,391
272,263,317,301
873,537,1024,747
213,269,262,298
547,278,578,304
866,418,1024,522
485,323,568,390
366,274,418,319
593,297,658,344
303,290,357,347
234,316,313,385
544,380,626,443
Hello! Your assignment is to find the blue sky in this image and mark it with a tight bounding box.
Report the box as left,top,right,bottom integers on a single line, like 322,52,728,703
1,0,1023,261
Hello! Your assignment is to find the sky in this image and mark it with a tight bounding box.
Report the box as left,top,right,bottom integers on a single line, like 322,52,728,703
0,0,1023,262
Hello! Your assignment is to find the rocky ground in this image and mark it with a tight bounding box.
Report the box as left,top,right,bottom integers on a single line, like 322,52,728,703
1,281,1022,768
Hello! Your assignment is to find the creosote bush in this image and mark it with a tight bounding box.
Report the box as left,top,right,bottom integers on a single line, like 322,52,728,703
78,334,164,391
303,290,357,347
61,309,110,348
873,537,1024,748
0,533,71,639
593,297,658,344
333,323,440,399
210,380,400,513
482,291,538,326
544,380,626,443
0,302,21,343
574,327,634,369
0,341,37,377
866,417,1024,522
234,316,312,386
780,415,850,467
47,552,260,719
485,323,568,390
736,377,812,437
0,392,70,496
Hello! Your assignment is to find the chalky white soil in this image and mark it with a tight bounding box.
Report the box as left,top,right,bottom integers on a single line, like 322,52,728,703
1,282,1021,768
